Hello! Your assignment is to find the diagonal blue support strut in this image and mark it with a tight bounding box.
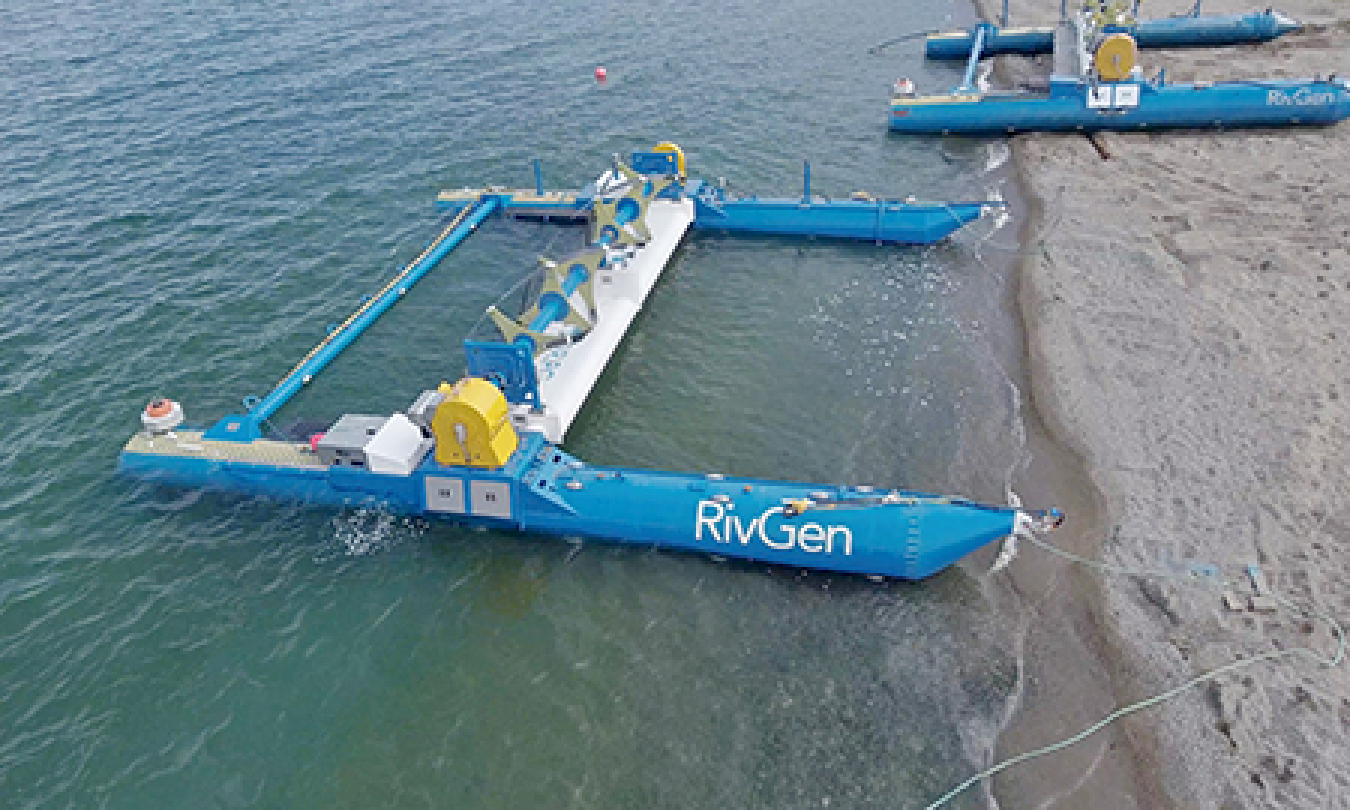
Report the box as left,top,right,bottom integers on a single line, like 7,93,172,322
956,23,992,93
203,196,501,441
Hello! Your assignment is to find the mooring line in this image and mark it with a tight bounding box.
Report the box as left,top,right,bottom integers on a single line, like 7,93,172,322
926,529,1346,809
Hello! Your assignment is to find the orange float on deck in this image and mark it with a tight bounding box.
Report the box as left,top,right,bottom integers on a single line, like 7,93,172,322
140,398,184,434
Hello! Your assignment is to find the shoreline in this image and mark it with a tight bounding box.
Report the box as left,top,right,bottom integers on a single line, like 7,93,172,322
964,0,1350,806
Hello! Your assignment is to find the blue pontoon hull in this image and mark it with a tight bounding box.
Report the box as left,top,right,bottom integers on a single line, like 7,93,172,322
687,184,991,243
924,10,1301,59
890,78,1350,135
120,431,1016,580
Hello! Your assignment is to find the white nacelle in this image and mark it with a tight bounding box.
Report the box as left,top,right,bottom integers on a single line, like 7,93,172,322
364,413,433,475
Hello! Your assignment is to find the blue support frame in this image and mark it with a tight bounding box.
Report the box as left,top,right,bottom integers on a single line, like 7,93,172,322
464,339,541,407
203,196,502,442
629,151,679,176
956,23,992,92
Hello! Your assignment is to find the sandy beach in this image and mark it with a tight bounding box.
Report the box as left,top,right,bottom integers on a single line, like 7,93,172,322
958,0,1350,806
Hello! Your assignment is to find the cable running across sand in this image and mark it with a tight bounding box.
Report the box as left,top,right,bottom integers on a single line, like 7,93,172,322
924,530,1347,810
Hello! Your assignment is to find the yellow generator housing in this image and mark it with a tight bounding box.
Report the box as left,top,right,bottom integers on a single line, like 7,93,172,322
1094,33,1137,82
431,377,518,467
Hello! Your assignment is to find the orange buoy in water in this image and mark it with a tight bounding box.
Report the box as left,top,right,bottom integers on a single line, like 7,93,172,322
594,65,607,82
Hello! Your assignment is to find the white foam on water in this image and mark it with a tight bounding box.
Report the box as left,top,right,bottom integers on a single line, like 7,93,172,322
324,507,425,559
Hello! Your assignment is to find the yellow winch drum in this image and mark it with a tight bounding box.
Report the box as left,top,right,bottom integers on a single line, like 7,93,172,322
1094,32,1137,82
431,377,518,467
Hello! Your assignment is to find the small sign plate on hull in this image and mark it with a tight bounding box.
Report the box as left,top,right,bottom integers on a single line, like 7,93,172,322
425,476,466,513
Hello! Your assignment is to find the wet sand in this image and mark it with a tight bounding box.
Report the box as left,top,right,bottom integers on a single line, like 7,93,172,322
962,0,1350,806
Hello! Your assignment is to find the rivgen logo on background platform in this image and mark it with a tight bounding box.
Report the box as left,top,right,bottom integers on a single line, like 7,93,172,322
1267,88,1339,107
695,500,853,555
